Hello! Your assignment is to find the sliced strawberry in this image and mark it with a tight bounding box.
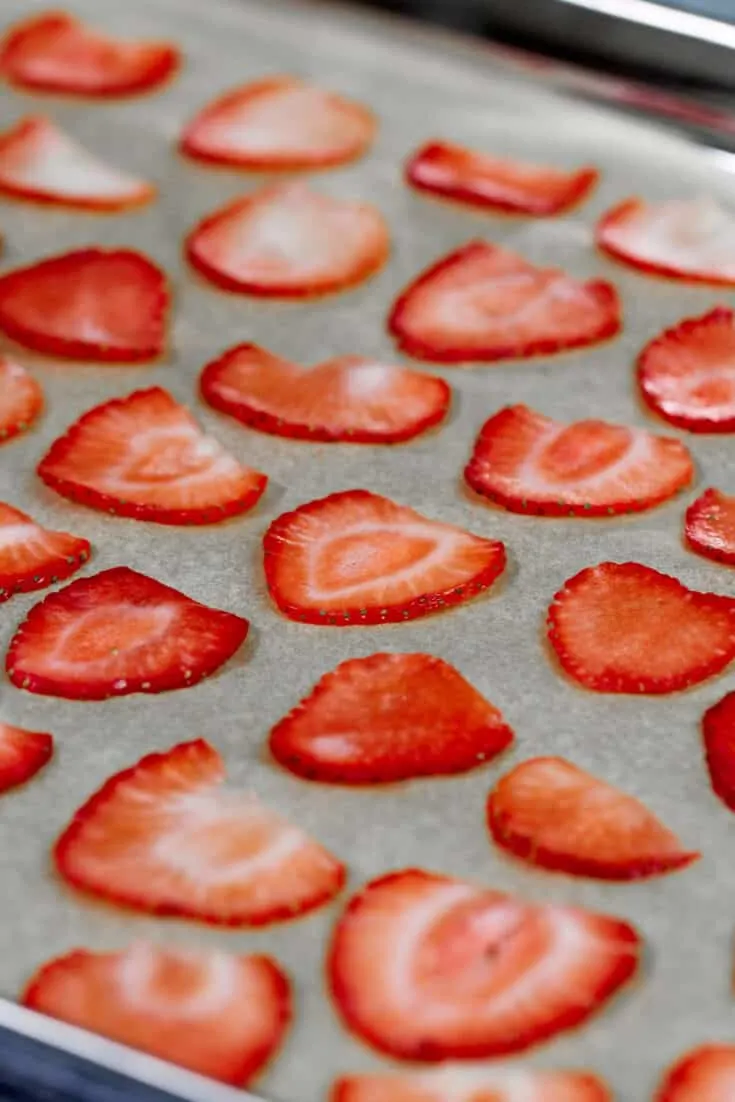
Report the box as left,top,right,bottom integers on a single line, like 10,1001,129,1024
22,941,290,1085
327,868,640,1061
655,1045,735,1101
0,501,90,603
185,182,389,298
0,722,52,793
685,488,735,565
702,692,735,811
38,387,267,526
0,357,42,443
55,739,345,925
0,248,168,362
263,490,506,626
388,241,620,364
6,567,248,700
332,1067,612,1102
547,562,735,694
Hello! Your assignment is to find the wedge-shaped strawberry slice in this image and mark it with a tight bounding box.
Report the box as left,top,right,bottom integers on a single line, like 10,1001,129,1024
0,722,52,793
185,182,389,298
547,562,735,694
388,242,620,364
702,692,735,812
263,490,506,626
655,1045,735,1101
55,739,345,924
0,357,42,443
333,1067,612,1102
38,387,267,526
327,868,640,1061
686,488,735,565
6,567,248,700
465,404,692,516
0,248,168,362
0,501,90,603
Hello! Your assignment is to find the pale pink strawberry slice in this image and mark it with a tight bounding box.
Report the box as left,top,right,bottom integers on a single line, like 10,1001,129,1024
0,357,42,443
0,501,90,603
702,691,735,811
655,1045,735,1101
185,181,389,298
388,241,620,364
55,739,345,925
685,488,735,565
327,868,640,1060
333,1067,612,1102
263,490,506,626
6,567,248,700
22,941,290,1085
0,722,52,793
464,404,692,516
38,387,267,526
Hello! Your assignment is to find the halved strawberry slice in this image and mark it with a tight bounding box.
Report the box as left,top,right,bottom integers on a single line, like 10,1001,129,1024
0,722,52,793
388,241,620,364
55,739,345,925
22,941,290,1085
655,1045,735,1101
263,490,506,626
6,567,248,700
185,182,389,298
269,653,513,784
0,357,42,443
464,404,692,516
547,562,735,694
0,248,168,362
333,1067,612,1102
38,387,267,526
702,691,735,811
685,488,735,565
0,501,90,603
327,868,640,1061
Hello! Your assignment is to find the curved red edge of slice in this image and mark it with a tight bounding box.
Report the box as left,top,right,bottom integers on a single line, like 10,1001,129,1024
702,691,735,812
0,359,43,444
653,1044,735,1102
331,1068,614,1102
0,502,91,603
0,723,53,793
685,488,735,566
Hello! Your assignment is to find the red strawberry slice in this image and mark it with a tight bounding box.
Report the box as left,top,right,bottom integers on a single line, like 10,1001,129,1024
327,868,640,1061
0,501,90,603
263,490,506,626
464,404,692,517
686,488,735,565
388,241,620,364
333,1068,612,1102
6,567,248,700
547,562,735,694
0,12,179,97
185,181,389,298
655,1045,735,1101
0,357,42,443
0,722,52,793
269,653,513,784
38,387,267,526
702,691,735,811
180,75,375,170
200,343,450,443
22,941,290,1085
0,248,168,362
55,739,345,925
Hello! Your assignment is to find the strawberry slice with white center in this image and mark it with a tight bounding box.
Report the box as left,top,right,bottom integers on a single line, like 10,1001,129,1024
0,501,90,603
488,756,698,880
464,404,692,516
38,387,267,526
180,75,375,170
388,241,620,364
263,490,506,626
200,343,450,443
333,1067,612,1102
702,692,735,812
0,248,168,362
655,1045,735,1101
6,567,248,700
0,722,52,793
327,868,640,1061
547,562,735,694
22,941,290,1085
54,739,345,925
685,488,735,565
185,182,389,298
269,653,513,784
0,357,42,443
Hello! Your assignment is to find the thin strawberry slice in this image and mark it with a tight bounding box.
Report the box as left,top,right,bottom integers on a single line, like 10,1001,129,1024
200,343,450,443
0,248,168,362
263,490,506,626
333,1067,612,1102
6,567,248,700
464,404,692,516
702,692,735,811
38,387,267,526
0,357,42,443
388,241,620,364
185,182,389,298
686,488,735,565
547,562,735,694
0,501,90,603
655,1045,735,1101
22,941,290,1085
327,868,640,1061
0,722,52,793
55,739,345,925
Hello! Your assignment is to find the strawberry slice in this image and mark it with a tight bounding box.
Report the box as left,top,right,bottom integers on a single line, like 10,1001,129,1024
269,653,513,784
464,404,692,516
185,181,389,298
388,241,620,364
55,739,345,925
38,387,267,526
6,567,248,700
702,691,735,811
655,1045,735,1101
0,357,42,443
200,343,450,443
0,248,168,362
406,140,598,217
0,722,52,793
547,562,735,694
685,488,735,565
327,868,640,1060
0,12,179,98
263,490,506,626
180,76,375,170
333,1067,612,1102
22,941,290,1085
0,501,90,603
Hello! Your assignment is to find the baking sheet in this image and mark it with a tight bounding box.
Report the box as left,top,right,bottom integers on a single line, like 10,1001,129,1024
1,1,735,1099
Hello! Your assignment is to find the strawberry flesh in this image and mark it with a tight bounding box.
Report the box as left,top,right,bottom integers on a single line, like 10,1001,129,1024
0,358,42,443
0,501,90,603
654,1044,735,1101
333,1068,613,1102
0,723,52,793
685,488,735,565
702,691,735,812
